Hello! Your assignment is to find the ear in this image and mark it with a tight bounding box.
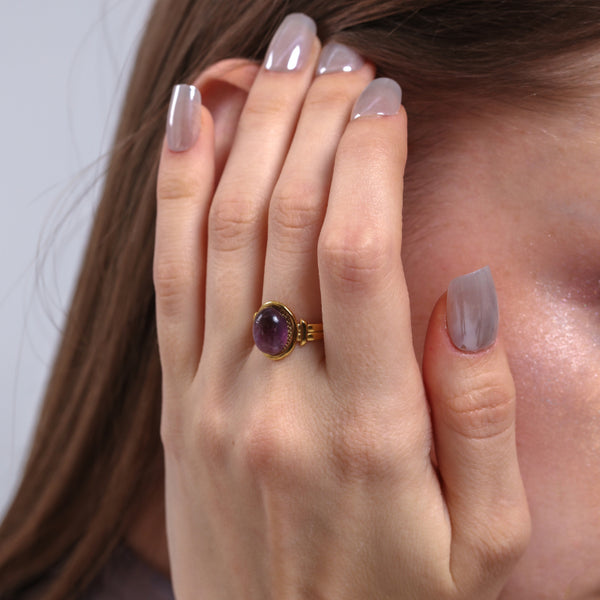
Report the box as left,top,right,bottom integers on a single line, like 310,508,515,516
192,59,260,180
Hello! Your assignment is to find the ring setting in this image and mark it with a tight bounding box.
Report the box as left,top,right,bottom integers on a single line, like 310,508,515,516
252,301,323,360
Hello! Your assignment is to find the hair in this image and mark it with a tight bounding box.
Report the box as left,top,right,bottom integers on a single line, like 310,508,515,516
1,0,600,598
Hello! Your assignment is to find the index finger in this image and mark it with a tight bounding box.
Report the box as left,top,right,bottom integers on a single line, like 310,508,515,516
319,79,417,389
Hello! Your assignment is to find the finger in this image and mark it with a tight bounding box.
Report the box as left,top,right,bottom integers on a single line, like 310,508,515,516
154,85,214,393
319,79,420,389
423,267,531,591
262,44,374,337
203,14,320,361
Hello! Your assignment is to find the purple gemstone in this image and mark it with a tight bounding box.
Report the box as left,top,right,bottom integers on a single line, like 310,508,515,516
253,305,293,356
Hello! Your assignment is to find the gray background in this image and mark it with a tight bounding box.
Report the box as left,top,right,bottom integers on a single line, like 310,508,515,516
1,0,155,518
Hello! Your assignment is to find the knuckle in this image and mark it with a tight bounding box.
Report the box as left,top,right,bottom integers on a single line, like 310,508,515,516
242,418,289,478
157,170,191,203
329,418,396,482
319,227,395,290
444,376,516,440
303,81,357,113
162,402,233,470
153,256,196,317
270,181,323,236
160,412,186,462
209,194,261,253
240,93,289,126
449,503,530,596
476,509,532,575
241,410,313,483
241,423,279,477
194,408,230,468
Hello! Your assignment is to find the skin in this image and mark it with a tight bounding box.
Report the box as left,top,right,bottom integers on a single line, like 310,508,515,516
403,109,600,598
130,25,600,600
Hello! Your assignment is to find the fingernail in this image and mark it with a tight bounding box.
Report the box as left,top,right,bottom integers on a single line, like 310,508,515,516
447,266,499,352
317,42,365,75
351,78,402,120
167,84,202,152
264,13,317,72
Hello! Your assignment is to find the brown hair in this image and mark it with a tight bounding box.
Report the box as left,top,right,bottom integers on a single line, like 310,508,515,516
1,0,599,597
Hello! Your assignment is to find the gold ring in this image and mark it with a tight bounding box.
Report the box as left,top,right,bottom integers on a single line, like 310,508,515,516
252,301,323,360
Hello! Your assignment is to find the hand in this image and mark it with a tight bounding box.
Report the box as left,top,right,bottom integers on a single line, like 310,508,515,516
154,14,530,599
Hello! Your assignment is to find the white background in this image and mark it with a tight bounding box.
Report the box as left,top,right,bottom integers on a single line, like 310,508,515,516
0,0,155,519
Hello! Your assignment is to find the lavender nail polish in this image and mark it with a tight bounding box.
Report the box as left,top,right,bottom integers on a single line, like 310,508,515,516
317,42,365,75
167,84,202,152
264,13,317,72
351,78,402,120
447,266,499,352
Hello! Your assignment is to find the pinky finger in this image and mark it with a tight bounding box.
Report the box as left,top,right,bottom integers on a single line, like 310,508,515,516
154,85,215,396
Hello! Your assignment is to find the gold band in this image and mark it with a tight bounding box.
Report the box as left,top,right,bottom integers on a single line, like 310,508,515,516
296,320,324,346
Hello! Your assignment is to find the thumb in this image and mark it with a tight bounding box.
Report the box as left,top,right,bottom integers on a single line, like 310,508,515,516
423,266,531,594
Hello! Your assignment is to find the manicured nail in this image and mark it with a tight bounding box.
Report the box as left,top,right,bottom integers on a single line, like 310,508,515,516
317,42,365,75
447,266,499,352
351,78,402,120
167,84,202,152
264,13,317,72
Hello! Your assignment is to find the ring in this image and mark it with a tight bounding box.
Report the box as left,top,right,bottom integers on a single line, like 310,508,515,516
252,301,324,360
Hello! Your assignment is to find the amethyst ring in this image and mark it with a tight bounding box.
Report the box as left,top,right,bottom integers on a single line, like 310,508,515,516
252,301,324,360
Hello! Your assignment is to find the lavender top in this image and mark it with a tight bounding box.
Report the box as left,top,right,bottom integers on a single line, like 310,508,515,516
81,545,174,600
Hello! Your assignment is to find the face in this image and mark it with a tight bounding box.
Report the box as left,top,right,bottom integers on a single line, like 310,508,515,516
402,105,600,598
131,77,600,595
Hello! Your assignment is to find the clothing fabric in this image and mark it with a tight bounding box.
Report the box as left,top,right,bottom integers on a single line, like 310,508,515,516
80,545,174,600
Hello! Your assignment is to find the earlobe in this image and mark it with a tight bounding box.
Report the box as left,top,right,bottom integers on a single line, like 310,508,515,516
192,59,260,180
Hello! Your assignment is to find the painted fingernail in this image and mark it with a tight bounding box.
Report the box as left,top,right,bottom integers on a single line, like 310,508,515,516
167,84,202,152
447,266,499,353
264,13,317,72
317,42,365,75
351,78,402,120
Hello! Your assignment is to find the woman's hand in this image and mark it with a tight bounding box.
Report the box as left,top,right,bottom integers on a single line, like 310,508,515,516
154,13,530,599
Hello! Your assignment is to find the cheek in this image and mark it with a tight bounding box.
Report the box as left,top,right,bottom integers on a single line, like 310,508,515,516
500,279,600,590
505,278,600,498
402,201,600,590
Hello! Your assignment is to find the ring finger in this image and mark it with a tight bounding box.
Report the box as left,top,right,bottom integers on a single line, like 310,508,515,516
204,14,320,361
